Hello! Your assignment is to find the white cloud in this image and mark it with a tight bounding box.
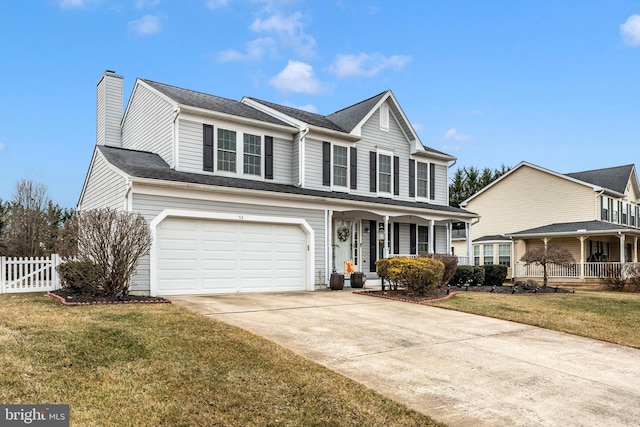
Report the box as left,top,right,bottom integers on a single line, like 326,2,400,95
621,14,640,46
205,0,229,10
59,0,85,7
444,128,472,141
283,102,318,114
217,37,277,62
0,141,5,154
269,60,330,94
442,144,461,152
128,14,160,35
250,11,316,58
327,53,411,78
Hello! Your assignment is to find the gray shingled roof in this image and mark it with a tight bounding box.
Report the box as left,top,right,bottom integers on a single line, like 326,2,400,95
243,97,346,132
508,220,636,237
565,164,634,194
98,145,474,216
473,235,510,242
142,80,294,128
326,91,387,132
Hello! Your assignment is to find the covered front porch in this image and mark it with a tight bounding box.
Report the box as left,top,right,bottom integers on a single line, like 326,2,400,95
326,208,474,283
508,220,640,286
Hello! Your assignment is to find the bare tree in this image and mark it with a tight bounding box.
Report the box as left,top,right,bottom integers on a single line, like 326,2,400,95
2,180,50,257
0,198,8,255
520,244,575,288
62,208,152,296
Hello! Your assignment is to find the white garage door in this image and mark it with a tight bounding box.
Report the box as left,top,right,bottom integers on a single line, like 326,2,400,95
156,217,307,295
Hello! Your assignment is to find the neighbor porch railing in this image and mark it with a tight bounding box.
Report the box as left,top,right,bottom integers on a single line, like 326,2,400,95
0,255,62,294
515,262,640,279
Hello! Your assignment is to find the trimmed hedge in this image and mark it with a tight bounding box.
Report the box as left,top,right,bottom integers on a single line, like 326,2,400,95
483,264,508,286
56,260,102,292
450,265,485,286
376,257,445,295
419,253,458,286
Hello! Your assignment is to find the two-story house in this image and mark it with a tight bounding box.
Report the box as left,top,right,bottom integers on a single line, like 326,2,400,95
78,70,477,296
456,161,640,285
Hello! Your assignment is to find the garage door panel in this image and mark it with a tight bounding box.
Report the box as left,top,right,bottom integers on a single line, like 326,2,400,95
157,217,307,295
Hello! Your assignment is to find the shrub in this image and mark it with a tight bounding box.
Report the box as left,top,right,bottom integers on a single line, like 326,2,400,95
601,264,626,291
483,264,508,286
59,208,152,296
376,257,445,295
56,260,102,293
419,253,458,286
451,265,485,286
626,264,640,292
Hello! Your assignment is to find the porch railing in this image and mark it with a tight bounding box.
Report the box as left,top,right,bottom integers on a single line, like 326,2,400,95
515,262,640,279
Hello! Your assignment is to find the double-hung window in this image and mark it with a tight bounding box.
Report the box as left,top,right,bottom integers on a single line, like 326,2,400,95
473,245,480,266
498,244,511,267
333,145,348,187
217,128,237,172
243,133,261,176
378,154,392,194
601,196,609,221
612,201,619,223
483,245,493,265
417,162,429,198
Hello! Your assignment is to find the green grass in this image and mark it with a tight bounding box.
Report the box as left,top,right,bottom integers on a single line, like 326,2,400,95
0,293,443,427
428,290,640,349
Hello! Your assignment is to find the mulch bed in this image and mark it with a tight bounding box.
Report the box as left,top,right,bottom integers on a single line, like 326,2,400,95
355,284,574,304
48,289,171,306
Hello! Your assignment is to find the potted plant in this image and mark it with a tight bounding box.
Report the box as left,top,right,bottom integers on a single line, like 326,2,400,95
345,260,366,288
329,271,344,290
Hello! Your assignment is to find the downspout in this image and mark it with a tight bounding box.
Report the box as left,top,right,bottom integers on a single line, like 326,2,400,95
124,179,133,212
172,106,181,170
594,188,604,220
298,127,309,187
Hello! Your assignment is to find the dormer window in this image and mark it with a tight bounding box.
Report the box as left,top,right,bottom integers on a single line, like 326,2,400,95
380,104,389,131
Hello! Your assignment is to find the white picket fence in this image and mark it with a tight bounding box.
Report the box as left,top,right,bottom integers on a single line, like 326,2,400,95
0,255,62,294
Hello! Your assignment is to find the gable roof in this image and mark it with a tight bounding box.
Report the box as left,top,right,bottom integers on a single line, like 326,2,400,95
460,161,629,207
141,79,293,128
565,164,635,195
326,91,387,132
506,220,640,237
242,97,346,132
97,145,474,217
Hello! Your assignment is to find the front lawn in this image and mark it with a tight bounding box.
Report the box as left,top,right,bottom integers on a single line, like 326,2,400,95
0,294,442,427
428,290,640,349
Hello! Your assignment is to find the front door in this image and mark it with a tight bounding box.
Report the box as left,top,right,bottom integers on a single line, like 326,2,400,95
333,220,359,274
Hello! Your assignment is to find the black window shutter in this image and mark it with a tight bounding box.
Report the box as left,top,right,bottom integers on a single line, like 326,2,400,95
369,151,377,192
393,223,400,254
203,124,214,172
409,159,415,197
265,136,274,179
350,147,357,190
394,156,400,195
430,163,436,200
410,224,417,255
322,141,331,186
369,220,377,272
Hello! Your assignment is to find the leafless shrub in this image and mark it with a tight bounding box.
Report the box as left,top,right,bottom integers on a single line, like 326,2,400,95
520,244,575,288
60,208,152,296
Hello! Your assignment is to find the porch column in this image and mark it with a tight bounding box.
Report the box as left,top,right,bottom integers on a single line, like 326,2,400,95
619,233,626,263
383,216,389,258
428,219,435,253
511,240,516,281
466,222,472,262
634,236,638,263
446,221,452,254
579,236,586,279
327,210,334,280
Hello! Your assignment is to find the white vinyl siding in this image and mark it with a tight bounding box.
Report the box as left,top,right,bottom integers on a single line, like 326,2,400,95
96,73,123,147
304,138,324,190
273,137,293,184
178,119,201,171
79,151,127,211
433,164,448,205
122,83,174,165
434,225,447,253
130,191,326,294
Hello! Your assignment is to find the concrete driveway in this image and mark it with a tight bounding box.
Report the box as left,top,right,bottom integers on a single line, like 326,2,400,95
170,290,640,427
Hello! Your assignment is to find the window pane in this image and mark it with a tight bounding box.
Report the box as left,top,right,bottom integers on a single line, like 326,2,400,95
333,146,347,187
483,245,493,265
418,225,429,253
243,133,261,175
498,244,510,267
379,154,391,193
417,162,428,197
217,128,237,172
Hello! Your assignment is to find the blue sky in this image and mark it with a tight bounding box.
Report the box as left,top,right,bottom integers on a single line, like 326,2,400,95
1,0,639,208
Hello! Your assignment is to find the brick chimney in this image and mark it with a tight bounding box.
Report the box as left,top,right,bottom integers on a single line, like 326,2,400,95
96,70,123,147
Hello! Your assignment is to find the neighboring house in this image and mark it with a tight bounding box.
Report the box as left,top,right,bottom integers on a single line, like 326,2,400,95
78,70,477,296
456,161,640,285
